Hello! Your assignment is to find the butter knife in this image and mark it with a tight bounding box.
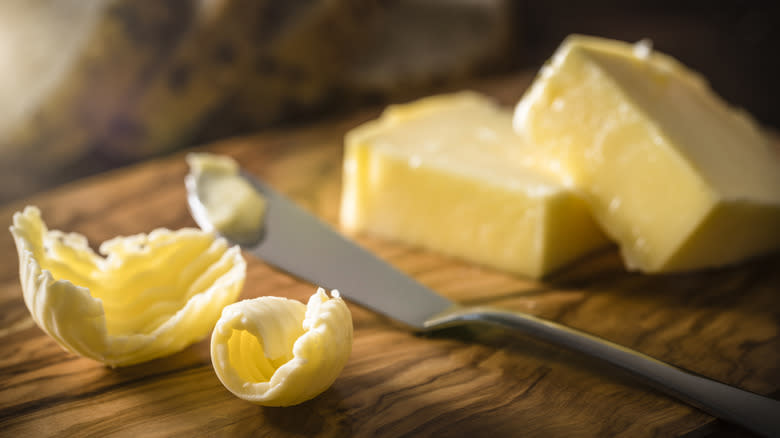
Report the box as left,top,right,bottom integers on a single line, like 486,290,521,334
185,166,780,437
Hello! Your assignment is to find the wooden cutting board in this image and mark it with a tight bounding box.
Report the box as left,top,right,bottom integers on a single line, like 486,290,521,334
0,74,778,437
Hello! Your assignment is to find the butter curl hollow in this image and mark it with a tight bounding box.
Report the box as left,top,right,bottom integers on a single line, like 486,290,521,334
210,288,353,406
9,206,246,367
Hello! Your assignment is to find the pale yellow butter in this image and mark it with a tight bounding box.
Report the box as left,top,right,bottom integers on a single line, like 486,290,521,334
186,153,266,244
341,92,609,278
514,35,780,272
9,206,245,367
210,288,353,406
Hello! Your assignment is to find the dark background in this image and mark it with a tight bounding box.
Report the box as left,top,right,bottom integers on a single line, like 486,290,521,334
0,1,777,204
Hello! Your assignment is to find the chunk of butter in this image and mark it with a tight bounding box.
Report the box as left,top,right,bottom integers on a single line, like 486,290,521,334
514,35,780,272
341,92,609,278
186,153,266,244
210,288,353,406
9,206,245,367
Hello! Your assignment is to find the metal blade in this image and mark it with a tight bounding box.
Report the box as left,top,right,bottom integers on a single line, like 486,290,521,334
213,171,454,330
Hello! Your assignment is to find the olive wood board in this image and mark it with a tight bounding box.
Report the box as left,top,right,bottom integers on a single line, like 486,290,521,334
0,74,778,437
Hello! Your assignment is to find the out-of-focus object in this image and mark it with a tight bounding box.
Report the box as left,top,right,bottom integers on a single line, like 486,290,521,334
341,91,609,278
9,206,245,367
335,0,515,101
0,0,515,203
0,0,190,199
514,35,780,273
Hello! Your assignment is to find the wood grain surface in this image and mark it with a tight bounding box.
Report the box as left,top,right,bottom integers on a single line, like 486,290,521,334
1,74,778,437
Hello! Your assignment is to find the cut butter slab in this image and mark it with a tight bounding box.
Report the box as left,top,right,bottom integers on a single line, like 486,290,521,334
341,92,609,278
9,206,245,367
514,35,780,272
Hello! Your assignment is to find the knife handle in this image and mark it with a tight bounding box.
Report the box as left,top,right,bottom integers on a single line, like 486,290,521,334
425,306,780,437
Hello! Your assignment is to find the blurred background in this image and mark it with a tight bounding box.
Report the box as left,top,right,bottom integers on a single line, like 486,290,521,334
0,0,777,204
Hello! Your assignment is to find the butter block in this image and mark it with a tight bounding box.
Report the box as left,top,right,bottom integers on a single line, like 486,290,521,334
340,92,609,278
514,35,780,272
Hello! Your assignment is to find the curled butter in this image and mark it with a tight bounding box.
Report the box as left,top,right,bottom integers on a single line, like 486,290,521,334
186,152,266,244
210,288,353,406
9,206,245,367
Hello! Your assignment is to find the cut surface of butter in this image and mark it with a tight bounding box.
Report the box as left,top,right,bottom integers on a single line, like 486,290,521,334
9,206,245,367
186,153,266,245
514,35,780,272
341,91,609,278
210,288,353,406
